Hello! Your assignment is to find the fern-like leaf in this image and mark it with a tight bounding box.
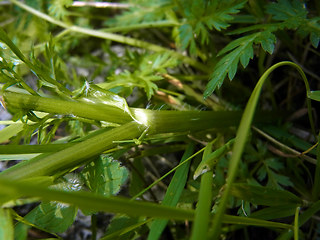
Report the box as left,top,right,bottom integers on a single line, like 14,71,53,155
266,0,320,47
204,31,277,97
48,0,73,20
106,0,173,26
266,0,307,24
106,52,178,99
204,0,320,97
175,0,246,56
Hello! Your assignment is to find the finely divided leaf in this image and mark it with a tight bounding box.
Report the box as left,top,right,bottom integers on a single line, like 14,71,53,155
266,0,320,49
205,33,258,96
204,31,277,96
266,0,307,22
175,0,246,55
310,31,320,48
258,31,277,54
107,52,178,99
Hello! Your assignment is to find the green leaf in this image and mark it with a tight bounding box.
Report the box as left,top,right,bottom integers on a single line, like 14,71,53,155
194,139,234,180
265,158,284,171
205,33,258,95
14,174,82,233
250,205,297,220
104,215,140,240
81,155,129,197
20,201,78,233
129,158,145,197
0,177,195,221
175,0,247,55
48,0,73,20
0,27,71,95
266,0,307,22
0,208,14,240
148,143,194,240
106,52,178,99
258,31,276,54
310,26,320,48
240,44,254,68
308,91,320,101
230,183,301,206
223,214,292,229
205,30,278,96
0,123,24,144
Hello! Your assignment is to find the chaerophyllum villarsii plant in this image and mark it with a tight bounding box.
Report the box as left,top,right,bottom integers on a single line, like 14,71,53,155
0,0,320,239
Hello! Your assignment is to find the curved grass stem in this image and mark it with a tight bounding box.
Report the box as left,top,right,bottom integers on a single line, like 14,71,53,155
209,61,315,239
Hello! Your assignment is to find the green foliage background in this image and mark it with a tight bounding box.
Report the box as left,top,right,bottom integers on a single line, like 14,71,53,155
0,0,320,239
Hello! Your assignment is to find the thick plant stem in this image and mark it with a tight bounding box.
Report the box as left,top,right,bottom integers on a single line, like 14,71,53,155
3,91,276,135
0,122,145,180
3,91,133,124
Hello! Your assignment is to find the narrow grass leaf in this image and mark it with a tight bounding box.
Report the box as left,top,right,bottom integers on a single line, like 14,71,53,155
190,170,213,240
0,122,144,180
229,183,302,206
0,178,195,221
0,154,39,161
103,216,140,240
0,123,24,144
250,205,297,220
294,206,300,240
209,62,312,239
0,143,75,154
102,218,150,240
308,91,320,101
223,215,292,229
0,27,71,95
312,135,320,200
148,143,194,240
0,208,13,240
277,200,320,239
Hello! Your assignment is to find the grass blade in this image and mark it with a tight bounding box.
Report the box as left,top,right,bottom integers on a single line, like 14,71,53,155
0,178,195,221
0,122,144,180
0,124,24,144
209,61,313,239
190,170,213,240
0,208,13,240
147,143,194,240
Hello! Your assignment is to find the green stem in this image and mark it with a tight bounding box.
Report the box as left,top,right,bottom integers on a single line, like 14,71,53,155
9,0,209,73
294,206,300,240
91,214,97,240
2,90,249,133
0,121,144,180
131,147,205,200
190,171,213,240
101,20,180,33
0,177,195,221
3,90,278,135
3,91,133,124
0,144,75,154
312,134,320,200
209,61,314,239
